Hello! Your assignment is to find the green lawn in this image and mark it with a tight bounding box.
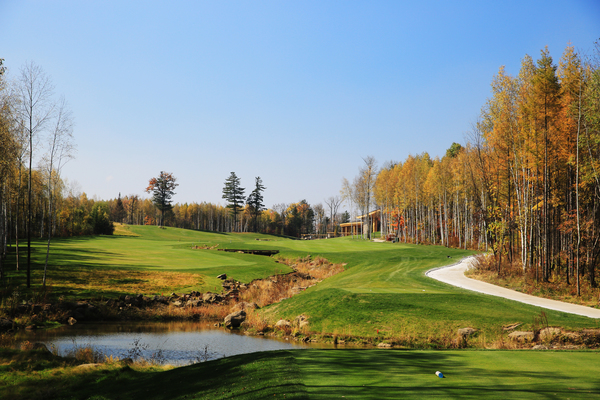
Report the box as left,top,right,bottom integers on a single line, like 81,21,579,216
3,227,600,399
4,226,295,296
257,236,600,341
4,226,600,341
3,349,599,399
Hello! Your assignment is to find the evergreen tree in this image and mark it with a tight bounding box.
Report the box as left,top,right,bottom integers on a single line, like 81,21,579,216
246,177,266,232
145,171,178,227
114,192,126,223
222,172,245,231
90,203,114,235
341,210,351,223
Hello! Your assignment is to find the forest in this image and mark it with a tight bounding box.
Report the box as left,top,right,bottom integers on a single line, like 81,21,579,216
1,41,599,294
367,43,600,294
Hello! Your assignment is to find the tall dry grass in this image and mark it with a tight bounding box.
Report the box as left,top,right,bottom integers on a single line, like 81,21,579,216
468,253,600,308
239,255,345,308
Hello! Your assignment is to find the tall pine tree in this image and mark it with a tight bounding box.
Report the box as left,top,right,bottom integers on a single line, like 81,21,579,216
246,177,266,232
145,171,178,227
222,172,245,232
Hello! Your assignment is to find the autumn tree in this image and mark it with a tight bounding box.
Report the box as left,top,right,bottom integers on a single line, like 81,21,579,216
222,172,245,232
285,200,314,237
532,47,561,282
272,203,288,235
126,194,139,224
0,59,17,281
145,171,178,227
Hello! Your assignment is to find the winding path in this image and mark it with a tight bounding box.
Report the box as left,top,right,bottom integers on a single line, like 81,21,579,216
426,256,600,319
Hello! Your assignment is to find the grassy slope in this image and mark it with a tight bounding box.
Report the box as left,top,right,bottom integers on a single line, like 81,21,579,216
7,227,599,338
261,237,599,339
7,226,294,297
4,349,600,399
3,228,600,399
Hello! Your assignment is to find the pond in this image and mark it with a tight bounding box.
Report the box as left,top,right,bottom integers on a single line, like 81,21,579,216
18,321,331,366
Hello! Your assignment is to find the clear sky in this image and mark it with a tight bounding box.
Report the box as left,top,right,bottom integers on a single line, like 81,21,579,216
1,1,599,209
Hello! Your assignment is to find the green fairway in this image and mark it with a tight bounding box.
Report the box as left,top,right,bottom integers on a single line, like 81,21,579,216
8,226,296,296
6,226,600,341
4,227,600,399
5,349,599,399
257,236,600,342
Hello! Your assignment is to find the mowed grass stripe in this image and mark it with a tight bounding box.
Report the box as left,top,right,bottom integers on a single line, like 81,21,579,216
17,226,293,297
21,349,599,400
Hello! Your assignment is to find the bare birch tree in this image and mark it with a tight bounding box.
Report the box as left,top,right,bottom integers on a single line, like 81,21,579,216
17,61,56,288
324,195,343,236
42,97,74,287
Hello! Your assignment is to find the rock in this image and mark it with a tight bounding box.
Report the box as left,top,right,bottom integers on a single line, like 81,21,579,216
377,343,393,348
171,301,183,307
32,342,51,353
16,304,29,314
186,299,203,307
294,314,310,329
203,292,222,304
224,310,246,329
153,295,169,305
539,327,561,341
458,327,477,338
532,344,549,350
562,332,581,341
25,325,37,331
217,273,227,280
0,318,14,332
503,322,522,331
275,319,291,328
508,331,534,342
68,317,77,325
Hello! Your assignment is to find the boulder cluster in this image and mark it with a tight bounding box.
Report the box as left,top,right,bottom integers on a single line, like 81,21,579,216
0,301,102,332
104,275,249,311
0,274,251,332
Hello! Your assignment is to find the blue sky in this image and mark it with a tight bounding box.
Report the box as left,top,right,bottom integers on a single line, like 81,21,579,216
1,1,599,209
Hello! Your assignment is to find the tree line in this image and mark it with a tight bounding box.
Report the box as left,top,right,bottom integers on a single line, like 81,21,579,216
360,41,600,294
0,60,77,287
142,170,348,237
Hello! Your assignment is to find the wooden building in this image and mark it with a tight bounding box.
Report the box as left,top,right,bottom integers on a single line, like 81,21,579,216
340,210,381,237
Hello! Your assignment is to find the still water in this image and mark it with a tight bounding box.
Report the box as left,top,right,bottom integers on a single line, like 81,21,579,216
18,321,328,366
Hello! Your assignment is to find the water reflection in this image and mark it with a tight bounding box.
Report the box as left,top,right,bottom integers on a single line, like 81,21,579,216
19,321,328,366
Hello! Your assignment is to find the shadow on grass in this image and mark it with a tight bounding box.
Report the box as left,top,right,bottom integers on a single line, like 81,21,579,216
68,350,309,400
294,349,600,399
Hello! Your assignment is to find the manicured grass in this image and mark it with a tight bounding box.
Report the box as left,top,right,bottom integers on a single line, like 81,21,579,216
295,349,600,399
261,237,599,342
3,228,600,399
3,226,294,297
3,349,599,399
4,227,599,341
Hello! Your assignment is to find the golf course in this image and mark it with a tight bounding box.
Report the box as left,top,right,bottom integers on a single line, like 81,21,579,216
2,225,600,399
